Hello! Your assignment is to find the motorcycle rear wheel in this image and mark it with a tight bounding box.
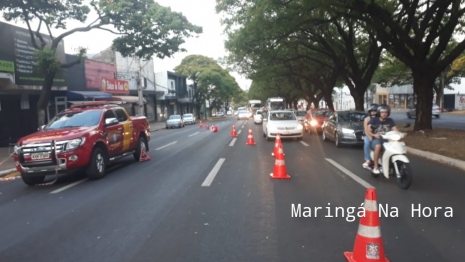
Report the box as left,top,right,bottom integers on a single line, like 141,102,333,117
395,161,412,189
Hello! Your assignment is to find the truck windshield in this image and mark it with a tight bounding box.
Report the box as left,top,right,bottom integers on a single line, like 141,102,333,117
45,110,102,129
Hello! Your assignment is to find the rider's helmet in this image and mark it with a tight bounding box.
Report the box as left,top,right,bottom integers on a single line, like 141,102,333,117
377,104,391,117
367,103,379,114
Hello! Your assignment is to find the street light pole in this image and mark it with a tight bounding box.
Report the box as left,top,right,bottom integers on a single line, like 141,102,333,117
137,58,145,116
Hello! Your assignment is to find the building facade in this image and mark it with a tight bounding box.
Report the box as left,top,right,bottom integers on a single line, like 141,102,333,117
154,71,190,120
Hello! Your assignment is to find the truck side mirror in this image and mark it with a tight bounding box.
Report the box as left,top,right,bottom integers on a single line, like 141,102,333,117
37,125,46,131
105,118,118,126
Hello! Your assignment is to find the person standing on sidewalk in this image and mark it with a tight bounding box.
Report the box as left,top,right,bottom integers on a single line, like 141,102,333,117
362,104,379,169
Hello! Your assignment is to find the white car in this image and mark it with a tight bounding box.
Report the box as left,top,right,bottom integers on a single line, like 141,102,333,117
237,110,249,120
262,110,304,141
253,110,264,124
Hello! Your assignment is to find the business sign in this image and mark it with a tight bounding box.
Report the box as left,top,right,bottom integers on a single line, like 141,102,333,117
0,22,66,86
101,78,129,94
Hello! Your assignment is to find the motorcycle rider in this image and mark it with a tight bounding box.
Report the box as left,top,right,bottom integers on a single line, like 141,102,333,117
367,105,399,174
362,104,379,169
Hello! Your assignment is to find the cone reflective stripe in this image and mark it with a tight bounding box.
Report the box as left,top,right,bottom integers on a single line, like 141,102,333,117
231,125,237,137
246,128,256,145
344,188,389,262
272,133,284,156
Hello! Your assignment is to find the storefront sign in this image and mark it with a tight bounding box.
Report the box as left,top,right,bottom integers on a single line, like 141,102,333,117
0,22,66,86
101,78,129,94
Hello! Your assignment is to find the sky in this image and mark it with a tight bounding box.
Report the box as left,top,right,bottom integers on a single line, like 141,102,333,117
0,0,252,91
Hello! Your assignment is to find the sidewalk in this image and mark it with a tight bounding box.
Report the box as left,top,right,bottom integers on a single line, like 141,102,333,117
0,117,225,177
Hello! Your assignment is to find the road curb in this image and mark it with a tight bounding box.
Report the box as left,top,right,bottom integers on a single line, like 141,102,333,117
407,146,465,171
0,168,17,178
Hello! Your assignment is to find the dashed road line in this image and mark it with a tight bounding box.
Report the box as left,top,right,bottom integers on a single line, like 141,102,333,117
229,138,237,146
237,130,242,135
155,141,177,150
325,158,374,189
50,178,88,194
201,158,226,187
189,132,199,137
300,141,309,146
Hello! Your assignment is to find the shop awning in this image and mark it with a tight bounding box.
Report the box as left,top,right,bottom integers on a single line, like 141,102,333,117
66,91,112,100
108,96,146,104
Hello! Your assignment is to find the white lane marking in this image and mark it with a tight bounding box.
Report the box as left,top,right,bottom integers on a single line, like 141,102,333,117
229,138,237,147
155,141,177,150
325,158,374,189
300,141,309,146
189,132,199,137
50,178,88,194
237,130,242,135
202,158,226,187
241,125,244,128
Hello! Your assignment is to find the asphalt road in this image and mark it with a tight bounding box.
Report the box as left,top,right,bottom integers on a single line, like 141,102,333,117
390,111,465,130
0,117,464,262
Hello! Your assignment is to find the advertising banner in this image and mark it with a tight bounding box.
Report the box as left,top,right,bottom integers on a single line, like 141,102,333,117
0,22,66,86
101,78,129,94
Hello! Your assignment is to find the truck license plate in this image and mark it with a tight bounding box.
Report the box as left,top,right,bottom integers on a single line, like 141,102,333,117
31,152,50,160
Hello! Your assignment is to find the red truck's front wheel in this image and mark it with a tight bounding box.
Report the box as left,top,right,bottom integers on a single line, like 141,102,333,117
134,137,148,161
87,147,107,180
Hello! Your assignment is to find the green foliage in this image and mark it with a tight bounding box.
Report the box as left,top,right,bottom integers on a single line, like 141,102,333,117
34,48,62,75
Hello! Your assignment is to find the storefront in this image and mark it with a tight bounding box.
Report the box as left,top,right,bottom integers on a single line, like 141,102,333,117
388,85,416,109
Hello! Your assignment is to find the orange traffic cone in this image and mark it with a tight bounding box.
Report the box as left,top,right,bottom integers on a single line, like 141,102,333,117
270,147,290,179
139,148,151,162
206,122,210,130
344,188,389,262
211,126,218,132
246,128,256,145
231,125,237,137
272,133,284,156
199,120,203,128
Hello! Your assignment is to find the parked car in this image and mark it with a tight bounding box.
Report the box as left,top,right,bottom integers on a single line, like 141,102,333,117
262,110,303,141
321,110,366,147
227,110,232,116
183,113,196,124
166,115,185,128
407,104,441,118
305,108,333,134
253,109,264,124
13,101,151,186
237,110,249,120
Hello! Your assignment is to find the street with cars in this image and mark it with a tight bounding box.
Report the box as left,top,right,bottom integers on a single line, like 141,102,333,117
0,112,464,261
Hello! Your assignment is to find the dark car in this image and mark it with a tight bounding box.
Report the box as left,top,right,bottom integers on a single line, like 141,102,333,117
321,110,367,147
305,108,333,134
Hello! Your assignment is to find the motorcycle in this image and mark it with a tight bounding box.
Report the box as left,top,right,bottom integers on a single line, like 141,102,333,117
367,124,412,189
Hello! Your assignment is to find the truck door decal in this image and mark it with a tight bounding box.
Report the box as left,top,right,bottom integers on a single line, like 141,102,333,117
122,122,134,151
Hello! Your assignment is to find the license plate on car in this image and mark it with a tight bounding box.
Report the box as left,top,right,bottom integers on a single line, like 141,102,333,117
31,152,50,160
282,131,291,134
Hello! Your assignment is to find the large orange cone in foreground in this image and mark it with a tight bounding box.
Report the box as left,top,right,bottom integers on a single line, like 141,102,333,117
272,133,284,156
344,188,389,262
231,125,237,137
270,147,290,179
246,128,256,145
139,148,151,162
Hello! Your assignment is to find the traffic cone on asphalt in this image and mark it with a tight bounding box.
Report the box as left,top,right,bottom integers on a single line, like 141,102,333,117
211,126,218,132
206,122,210,130
139,148,151,162
199,120,203,128
231,125,237,137
344,188,389,262
246,128,256,145
272,133,284,156
270,147,290,179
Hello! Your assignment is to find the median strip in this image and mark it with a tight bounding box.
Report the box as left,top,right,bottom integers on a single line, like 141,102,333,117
155,141,177,150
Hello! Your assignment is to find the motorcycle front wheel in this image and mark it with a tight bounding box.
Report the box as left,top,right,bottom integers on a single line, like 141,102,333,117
395,161,412,189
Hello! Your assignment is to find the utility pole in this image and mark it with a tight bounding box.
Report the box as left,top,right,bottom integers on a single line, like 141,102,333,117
137,58,145,116
440,70,445,110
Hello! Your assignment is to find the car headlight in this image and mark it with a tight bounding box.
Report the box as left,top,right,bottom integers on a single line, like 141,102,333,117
297,124,303,130
65,137,86,151
341,128,354,134
14,145,20,154
310,120,318,126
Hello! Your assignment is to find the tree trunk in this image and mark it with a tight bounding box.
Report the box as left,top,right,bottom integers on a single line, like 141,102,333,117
37,72,56,127
412,71,435,131
352,94,364,111
196,104,202,119
323,90,335,111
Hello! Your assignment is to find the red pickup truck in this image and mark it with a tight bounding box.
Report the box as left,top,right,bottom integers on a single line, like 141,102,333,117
13,101,151,186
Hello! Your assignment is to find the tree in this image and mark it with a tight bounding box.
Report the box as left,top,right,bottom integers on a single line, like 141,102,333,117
333,0,465,130
1,0,202,126
174,55,241,119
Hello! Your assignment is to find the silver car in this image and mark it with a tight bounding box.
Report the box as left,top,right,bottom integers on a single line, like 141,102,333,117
321,111,366,147
183,113,196,124
166,115,185,128
407,104,441,119
262,110,304,141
